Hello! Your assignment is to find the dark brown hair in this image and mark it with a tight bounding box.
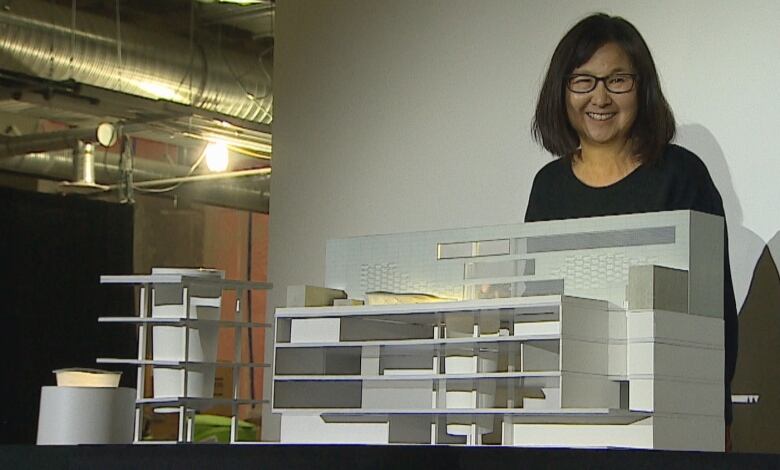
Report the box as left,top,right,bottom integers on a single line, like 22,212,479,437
532,13,675,163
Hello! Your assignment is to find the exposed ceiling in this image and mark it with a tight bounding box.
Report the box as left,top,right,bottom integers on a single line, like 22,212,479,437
0,0,275,212
45,0,275,47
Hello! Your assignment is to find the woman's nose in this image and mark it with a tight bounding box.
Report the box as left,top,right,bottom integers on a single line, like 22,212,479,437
590,82,612,106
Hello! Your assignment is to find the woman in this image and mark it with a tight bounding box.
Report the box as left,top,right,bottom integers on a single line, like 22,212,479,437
526,13,737,449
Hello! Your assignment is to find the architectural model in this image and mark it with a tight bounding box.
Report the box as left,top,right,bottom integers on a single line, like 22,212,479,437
98,268,272,443
273,211,725,450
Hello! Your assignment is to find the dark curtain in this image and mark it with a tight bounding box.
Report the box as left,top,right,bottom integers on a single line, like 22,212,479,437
0,187,135,444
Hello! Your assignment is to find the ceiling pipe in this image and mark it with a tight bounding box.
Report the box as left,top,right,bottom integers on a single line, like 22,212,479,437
0,122,149,159
0,149,270,212
0,0,273,124
0,127,100,158
123,167,271,189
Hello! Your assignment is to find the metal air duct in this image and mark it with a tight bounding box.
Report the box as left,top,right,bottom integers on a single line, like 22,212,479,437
0,0,272,124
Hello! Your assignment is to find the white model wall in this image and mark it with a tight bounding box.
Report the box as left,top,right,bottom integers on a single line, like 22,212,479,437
267,0,780,442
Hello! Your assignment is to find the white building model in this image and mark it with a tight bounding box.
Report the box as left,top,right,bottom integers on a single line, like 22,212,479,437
272,211,725,451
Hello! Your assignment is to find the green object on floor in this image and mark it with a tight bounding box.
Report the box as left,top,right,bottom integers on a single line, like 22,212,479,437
193,414,256,443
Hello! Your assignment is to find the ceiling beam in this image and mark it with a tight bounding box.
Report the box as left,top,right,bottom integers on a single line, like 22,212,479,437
200,4,274,25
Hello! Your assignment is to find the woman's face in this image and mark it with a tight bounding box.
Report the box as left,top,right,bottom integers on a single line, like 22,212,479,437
566,42,638,151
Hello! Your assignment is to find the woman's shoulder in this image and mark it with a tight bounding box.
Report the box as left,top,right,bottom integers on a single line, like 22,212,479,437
656,143,723,213
657,143,711,178
532,156,569,184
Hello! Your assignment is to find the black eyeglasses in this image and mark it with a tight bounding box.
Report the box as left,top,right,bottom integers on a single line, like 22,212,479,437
567,73,637,94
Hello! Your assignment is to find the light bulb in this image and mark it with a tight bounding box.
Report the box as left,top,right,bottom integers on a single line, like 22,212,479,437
205,142,229,172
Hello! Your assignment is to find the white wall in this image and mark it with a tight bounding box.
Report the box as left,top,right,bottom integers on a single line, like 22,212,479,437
266,0,780,442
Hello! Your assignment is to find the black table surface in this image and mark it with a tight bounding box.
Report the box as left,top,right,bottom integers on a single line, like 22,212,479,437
2,444,779,470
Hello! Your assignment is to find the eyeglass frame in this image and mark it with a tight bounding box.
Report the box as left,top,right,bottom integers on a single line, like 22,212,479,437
566,73,638,94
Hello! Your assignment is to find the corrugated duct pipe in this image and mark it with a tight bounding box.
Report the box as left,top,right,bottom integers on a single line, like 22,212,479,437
0,0,273,124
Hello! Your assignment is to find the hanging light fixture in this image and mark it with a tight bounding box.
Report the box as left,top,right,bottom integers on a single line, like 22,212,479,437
205,141,229,172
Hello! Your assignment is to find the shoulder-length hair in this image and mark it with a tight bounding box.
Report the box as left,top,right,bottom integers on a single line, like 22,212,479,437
532,13,675,164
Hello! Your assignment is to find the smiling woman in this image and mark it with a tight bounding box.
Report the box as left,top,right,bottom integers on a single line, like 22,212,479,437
525,13,738,451
565,43,639,180
532,14,675,170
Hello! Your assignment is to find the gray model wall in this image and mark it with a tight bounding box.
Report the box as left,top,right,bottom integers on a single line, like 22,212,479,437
267,0,780,450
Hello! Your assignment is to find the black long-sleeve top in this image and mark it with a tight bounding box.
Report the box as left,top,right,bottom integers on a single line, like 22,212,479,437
524,143,738,424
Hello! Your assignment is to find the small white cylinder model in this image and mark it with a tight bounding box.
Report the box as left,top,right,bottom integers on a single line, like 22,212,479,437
151,268,224,408
36,386,135,444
